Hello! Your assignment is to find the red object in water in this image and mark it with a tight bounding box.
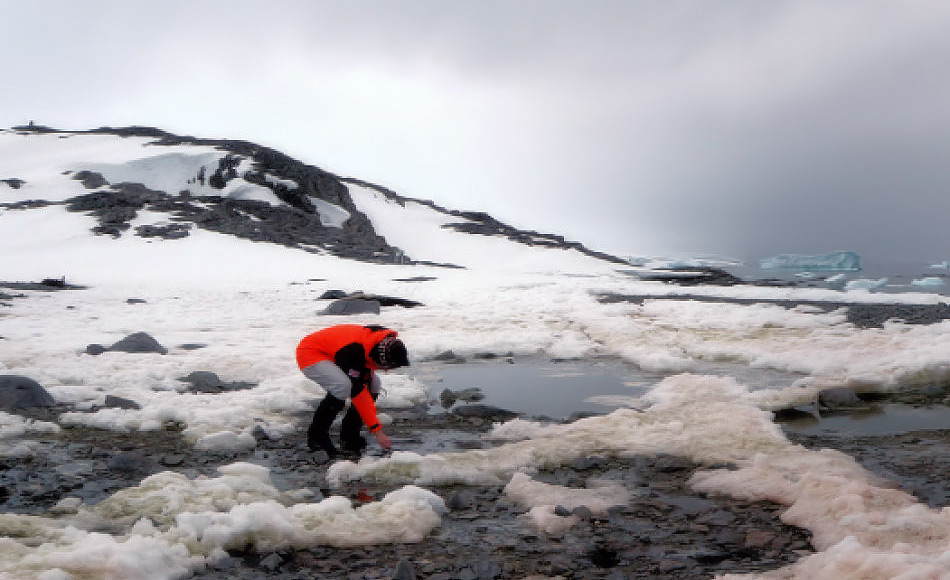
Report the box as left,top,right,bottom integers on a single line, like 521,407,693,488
356,489,373,502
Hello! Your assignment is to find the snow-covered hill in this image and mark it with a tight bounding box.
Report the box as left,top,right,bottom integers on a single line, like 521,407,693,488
0,125,623,286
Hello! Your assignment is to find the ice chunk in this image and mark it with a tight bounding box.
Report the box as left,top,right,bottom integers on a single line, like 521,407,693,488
844,278,888,291
824,273,847,290
912,277,945,287
929,261,950,269
759,251,861,272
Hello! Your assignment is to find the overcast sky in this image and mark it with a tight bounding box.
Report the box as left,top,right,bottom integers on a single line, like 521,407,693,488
2,1,949,264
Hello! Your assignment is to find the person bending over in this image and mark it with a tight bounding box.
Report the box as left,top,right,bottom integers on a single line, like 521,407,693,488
296,324,409,457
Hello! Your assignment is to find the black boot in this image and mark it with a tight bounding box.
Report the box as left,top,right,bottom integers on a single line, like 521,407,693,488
340,392,378,454
339,405,367,453
307,395,345,455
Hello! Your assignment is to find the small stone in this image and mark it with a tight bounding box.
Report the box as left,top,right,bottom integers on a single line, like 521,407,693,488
259,552,282,571
447,490,473,510
745,530,777,548
161,454,185,467
572,505,593,520
393,558,416,580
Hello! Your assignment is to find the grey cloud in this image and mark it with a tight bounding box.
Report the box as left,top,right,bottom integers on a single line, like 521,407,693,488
3,0,950,263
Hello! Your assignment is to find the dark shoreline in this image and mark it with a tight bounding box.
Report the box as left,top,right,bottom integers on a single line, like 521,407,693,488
598,292,950,329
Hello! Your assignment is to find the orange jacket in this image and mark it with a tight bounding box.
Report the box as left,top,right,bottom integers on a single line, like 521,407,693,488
296,324,398,432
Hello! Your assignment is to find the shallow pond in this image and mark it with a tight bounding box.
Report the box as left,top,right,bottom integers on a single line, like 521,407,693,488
778,403,950,436
414,356,950,436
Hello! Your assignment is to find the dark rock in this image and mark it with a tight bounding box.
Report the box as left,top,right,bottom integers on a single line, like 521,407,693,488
103,395,140,410
322,299,381,315
72,170,109,189
319,291,423,308
588,546,620,568
107,451,158,476
85,344,107,355
250,425,271,441
0,375,55,412
447,490,474,510
439,388,484,408
178,371,256,393
393,558,416,580
572,506,593,520
126,298,147,304
135,223,191,239
554,504,572,517
818,387,862,409
319,289,349,299
258,553,282,571
1,178,25,189
431,350,466,364
160,454,185,467
178,343,207,351
108,332,168,354
571,456,607,471
451,404,520,421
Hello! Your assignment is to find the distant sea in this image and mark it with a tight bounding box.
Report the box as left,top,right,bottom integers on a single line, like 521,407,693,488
723,257,950,297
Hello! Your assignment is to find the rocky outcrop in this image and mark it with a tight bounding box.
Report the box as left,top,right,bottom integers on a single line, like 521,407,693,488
9,124,629,266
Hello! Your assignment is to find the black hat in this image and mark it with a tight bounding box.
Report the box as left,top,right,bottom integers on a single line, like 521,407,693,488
373,336,409,369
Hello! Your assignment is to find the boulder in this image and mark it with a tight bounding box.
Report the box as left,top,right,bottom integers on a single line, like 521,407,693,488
818,387,863,409
322,299,381,315
103,395,140,410
0,375,55,412
319,290,423,308
108,332,168,354
178,371,256,393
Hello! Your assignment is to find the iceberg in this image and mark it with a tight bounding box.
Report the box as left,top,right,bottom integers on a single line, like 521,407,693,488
912,277,945,287
759,251,861,272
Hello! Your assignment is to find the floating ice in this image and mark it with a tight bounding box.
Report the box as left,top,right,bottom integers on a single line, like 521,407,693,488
824,273,847,289
912,277,945,287
760,251,861,272
844,278,888,291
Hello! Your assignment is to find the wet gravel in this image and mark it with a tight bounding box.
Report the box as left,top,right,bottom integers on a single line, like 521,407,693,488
3,405,818,580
